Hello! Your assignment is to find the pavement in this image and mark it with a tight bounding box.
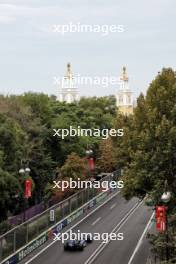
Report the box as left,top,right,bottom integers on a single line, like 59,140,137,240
19,192,154,264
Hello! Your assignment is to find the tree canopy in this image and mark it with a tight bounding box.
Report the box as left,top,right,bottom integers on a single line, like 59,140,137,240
0,94,117,221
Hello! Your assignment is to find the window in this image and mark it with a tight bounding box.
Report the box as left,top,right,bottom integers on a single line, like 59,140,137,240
127,95,131,104
119,95,123,104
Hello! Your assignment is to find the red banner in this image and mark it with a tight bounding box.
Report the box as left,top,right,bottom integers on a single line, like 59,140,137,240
88,158,94,171
24,179,32,199
156,206,166,232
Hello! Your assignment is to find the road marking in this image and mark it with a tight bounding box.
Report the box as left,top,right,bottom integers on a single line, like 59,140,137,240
25,191,120,264
92,217,101,226
110,203,116,210
148,221,153,231
128,211,155,264
84,200,143,264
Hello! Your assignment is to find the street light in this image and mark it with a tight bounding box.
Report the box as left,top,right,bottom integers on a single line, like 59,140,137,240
19,168,25,174
85,148,94,179
86,149,93,157
161,191,171,204
161,180,171,204
19,160,31,222
25,167,31,174
161,180,171,262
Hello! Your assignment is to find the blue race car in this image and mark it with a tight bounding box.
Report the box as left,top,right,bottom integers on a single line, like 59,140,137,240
64,235,93,251
64,240,87,251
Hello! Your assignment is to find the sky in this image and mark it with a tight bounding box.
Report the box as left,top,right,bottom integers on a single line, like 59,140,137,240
0,0,175,99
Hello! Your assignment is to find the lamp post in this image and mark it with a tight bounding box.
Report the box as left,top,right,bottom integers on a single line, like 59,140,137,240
161,180,171,262
85,149,94,179
85,149,93,157
19,160,31,222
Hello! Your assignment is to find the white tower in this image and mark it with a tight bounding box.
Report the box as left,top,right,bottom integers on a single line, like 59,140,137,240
116,66,133,115
58,63,79,103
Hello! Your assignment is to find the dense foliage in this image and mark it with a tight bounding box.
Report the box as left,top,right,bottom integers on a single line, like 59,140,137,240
116,68,176,262
0,94,118,221
120,68,176,202
1,68,176,262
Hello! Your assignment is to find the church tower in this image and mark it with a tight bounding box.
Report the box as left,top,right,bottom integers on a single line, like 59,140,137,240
58,63,79,103
116,66,133,115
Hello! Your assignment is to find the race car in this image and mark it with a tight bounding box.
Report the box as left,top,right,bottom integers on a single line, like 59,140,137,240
64,239,87,251
64,235,93,251
84,234,93,243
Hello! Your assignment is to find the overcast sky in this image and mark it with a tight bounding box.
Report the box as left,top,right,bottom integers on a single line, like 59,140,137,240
0,0,175,99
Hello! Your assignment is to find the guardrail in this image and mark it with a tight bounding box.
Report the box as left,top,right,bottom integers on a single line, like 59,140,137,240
0,170,121,263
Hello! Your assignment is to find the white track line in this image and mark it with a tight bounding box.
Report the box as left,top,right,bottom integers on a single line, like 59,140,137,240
128,211,155,264
84,200,143,264
25,191,120,264
92,217,101,226
110,203,117,210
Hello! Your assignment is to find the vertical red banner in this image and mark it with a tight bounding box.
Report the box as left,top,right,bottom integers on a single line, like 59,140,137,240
88,158,94,171
156,206,166,232
24,179,32,199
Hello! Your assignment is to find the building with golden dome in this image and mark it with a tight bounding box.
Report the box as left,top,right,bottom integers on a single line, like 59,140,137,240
116,66,133,115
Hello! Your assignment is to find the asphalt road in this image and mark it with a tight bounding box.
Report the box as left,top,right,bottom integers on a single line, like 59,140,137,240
20,193,153,264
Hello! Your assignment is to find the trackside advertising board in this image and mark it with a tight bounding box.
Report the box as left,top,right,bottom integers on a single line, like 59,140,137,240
2,234,47,264
2,190,113,264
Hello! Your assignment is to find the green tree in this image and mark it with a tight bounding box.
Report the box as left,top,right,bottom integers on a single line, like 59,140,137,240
61,152,87,180
96,138,116,173
113,68,176,262
122,68,176,202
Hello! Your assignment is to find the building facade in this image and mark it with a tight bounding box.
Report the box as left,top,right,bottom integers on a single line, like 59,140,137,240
116,66,133,115
58,63,79,103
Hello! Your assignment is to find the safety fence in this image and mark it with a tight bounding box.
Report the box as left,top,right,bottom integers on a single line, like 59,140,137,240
0,170,120,263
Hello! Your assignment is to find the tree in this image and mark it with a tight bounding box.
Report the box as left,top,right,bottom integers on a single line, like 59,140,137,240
60,152,87,180
0,93,118,222
113,68,176,262
96,138,116,173
122,68,176,202
0,154,21,221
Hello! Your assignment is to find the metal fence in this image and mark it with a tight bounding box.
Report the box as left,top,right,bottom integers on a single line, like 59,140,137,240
8,202,45,226
0,171,120,262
